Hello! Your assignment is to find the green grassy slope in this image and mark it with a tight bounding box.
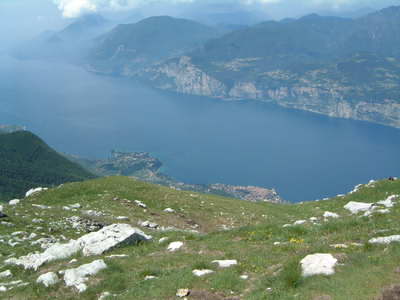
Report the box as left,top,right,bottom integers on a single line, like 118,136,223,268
0,176,399,299
0,131,95,201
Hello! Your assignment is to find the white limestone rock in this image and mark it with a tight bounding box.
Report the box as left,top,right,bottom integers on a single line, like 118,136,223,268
6,224,151,270
212,260,238,268
0,270,12,279
139,221,159,229
167,241,184,252
323,211,340,218
369,235,400,245
63,260,107,293
164,208,175,213
26,187,48,198
134,200,147,208
37,272,59,287
159,237,169,243
377,195,398,208
293,220,307,225
300,253,337,277
9,199,20,206
192,269,214,277
0,286,6,292
344,201,373,214
78,223,152,256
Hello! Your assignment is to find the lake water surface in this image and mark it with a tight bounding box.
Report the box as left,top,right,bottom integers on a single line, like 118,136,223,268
1,55,399,202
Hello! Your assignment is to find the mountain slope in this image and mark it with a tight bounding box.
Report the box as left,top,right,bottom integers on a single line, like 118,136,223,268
88,16,219,75
0,131,95,201
0,176,399,299
137,6,400,128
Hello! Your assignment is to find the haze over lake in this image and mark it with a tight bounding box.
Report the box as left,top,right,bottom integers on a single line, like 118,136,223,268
1,55,399,202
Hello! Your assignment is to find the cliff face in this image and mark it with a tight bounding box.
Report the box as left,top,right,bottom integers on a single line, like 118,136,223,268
139,56,400,129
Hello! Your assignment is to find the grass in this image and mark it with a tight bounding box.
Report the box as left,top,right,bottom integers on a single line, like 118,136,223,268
0,176,399,299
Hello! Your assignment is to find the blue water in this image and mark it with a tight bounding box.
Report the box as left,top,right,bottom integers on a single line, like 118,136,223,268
1,55,399,202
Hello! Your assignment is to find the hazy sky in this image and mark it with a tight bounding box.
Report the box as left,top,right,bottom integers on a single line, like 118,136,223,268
0,0,399,50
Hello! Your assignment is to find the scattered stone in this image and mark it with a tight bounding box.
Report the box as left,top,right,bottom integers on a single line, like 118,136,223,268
282,224,292,228
300,254,338,277
66,216,104,232
364,208,390,217
369,235,400,245
323,211,340,219
140,221,159,229
330,244,348,249
32,204,50,209
293,220,307,225
63,259,107,293
159,237,169,243
106,254,129,259
164,208,175,213
99,291,118,300
212,260,238,268
70,203,81,209
167,241,183,252
37,272,59,287
6,224,151,270
0,286,6,292
344,202,373,214
9,199,20,206
82,210,105,217
69,259,78,264
26,187,48,198
0,270,12,279
134,200,147,208
240,275,249,280
116,216,129,220
192,269,214,277
309,217,319,222
144,275,157,280
176,288,190,298
0,206,7,218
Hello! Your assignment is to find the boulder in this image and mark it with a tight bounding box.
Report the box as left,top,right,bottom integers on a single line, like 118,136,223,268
212,260,238,268
0,270,12,279
9,199,20,206
378,195,398,208
167,241,183,252
369,235,400,245
26,187,48,198
323,211,339,218
6,224,151,270
293,220,307,225
344,202,373,214
300,254,338,277
134,200,147,208
37,272,59,287
192,269,214,277
63,260,107,293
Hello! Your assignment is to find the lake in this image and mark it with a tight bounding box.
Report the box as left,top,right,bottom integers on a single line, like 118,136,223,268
1,55,399,202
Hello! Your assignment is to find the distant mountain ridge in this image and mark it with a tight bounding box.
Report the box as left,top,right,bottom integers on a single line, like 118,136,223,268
88,16,219,75
0,131,95,201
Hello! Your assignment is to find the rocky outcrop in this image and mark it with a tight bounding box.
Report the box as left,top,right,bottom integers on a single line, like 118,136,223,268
139,57,400,129
6,224,151,270
143,57,227,98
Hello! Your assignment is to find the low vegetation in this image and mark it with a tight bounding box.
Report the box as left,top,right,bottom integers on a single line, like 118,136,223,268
0,176,399,299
